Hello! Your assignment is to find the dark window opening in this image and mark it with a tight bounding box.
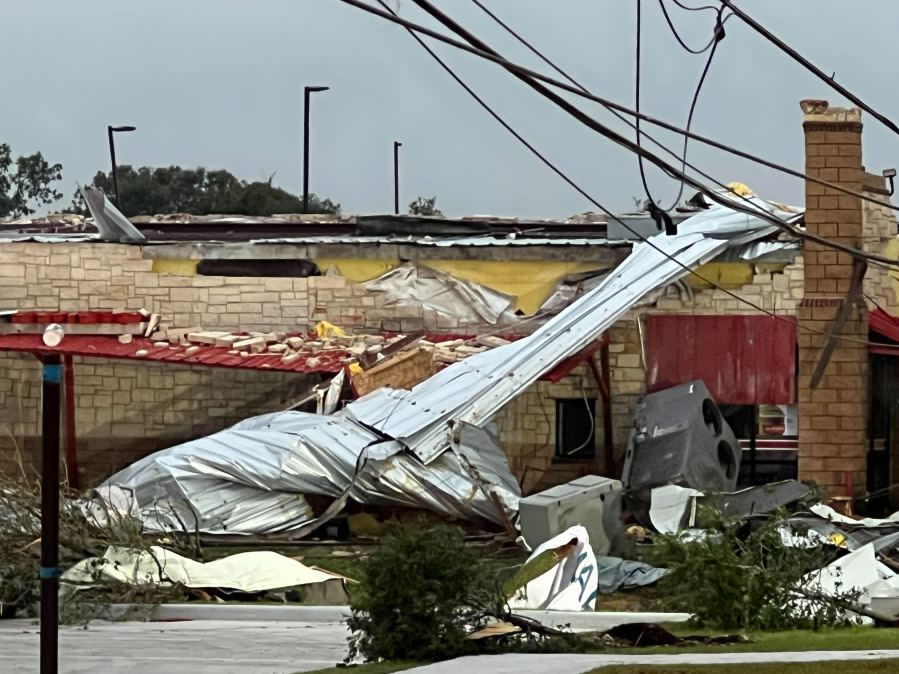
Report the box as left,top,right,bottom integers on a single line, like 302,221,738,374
719,404,798,486
555,398,596,459
196,259,320,277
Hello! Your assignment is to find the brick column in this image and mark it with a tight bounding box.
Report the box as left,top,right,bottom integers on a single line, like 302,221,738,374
797,100,868,496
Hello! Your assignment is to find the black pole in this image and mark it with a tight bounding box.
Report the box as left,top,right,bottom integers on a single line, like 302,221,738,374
302,89,311,213
39,357,61,674
393,141,402,215
302,85,330,213
107,126,119,207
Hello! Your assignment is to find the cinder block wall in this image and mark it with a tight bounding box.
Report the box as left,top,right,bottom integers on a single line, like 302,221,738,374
797,102,868,496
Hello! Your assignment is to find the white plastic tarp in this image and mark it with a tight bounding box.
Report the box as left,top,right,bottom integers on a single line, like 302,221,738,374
508,525,598,611
649,485,702,534
62,546,343,594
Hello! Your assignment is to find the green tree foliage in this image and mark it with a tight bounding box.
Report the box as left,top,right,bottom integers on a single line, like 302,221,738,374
0,143,63,218
71,165,340,217
347,523,501,662
649,508,862,631
408,195,442,216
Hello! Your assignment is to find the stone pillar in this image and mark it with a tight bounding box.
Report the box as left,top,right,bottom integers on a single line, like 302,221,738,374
797,100,868,496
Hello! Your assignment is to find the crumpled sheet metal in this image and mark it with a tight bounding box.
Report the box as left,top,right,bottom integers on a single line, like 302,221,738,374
349,195,795,463
105,410,520,534
363,262,517,325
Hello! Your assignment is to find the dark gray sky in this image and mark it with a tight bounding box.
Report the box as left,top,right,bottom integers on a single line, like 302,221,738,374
4,1,897,218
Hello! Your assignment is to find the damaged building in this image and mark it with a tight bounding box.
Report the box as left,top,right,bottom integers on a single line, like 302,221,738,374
2,101,899,524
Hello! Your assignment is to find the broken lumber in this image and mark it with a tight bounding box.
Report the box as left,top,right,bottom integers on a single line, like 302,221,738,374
233,336,266,353
187,331,231,345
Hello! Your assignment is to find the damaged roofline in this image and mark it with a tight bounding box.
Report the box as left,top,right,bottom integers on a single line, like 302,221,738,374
140,241,634,264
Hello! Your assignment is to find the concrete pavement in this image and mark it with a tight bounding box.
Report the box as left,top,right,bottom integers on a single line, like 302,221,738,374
0,618,349,673
407,651,899,673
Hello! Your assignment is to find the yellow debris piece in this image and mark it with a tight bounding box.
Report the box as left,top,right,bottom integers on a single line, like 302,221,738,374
314,321,346,338
348,362,363,375
727,182,754,197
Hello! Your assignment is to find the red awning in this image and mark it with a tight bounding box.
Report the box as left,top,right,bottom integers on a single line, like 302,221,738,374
645,314,797,404
869,308,899,355
0,332,605,381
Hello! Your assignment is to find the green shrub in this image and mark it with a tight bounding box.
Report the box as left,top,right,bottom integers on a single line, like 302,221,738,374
648,508,862,631
347,523,501,662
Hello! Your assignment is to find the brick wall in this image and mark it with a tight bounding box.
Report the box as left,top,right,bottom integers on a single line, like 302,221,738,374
797,102,868,496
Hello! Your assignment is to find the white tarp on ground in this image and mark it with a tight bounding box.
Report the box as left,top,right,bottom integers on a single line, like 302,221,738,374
103,194,797,534
62,546,343,595
508,525,598,611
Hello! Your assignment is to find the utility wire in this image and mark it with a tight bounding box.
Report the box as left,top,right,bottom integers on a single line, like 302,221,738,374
337,0,899,219
355,0,899,272
363,0,899,353
671,0,721,14
657,0,725,54
719,0,899,136
636,0,725,212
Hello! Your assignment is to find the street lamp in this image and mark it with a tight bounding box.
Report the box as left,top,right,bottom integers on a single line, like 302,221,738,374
107,125,136,208
393,141,402,215
303,85,330,213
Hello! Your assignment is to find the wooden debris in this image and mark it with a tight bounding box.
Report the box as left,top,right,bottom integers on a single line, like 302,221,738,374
118,334,133,344
185,345,200,354
153,341,169,348
187,331,231,344
282,352,302,364
233,336,266,353
352,347,437,396
214,334,243,347
268,343,289,354
363,335,385,345
433,351,459,364
475,335,510,348
306,356,322,368
286,336,304,349
455,344,487,355
165,327,202,343
143,313,160,338
435,339,464,349
348,344,366,357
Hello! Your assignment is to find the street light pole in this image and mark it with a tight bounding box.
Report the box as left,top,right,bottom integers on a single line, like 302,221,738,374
39,356,61,674
393,141,402,215
107,125,136,208
303,85,330,213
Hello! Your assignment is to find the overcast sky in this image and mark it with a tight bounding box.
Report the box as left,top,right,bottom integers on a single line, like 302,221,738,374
3,1,897,218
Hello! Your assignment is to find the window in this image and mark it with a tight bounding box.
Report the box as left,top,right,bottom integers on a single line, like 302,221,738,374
555,398,596,459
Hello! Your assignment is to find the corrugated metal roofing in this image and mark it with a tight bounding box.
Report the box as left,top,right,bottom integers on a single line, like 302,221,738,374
249,236,629,247
0,335,348,374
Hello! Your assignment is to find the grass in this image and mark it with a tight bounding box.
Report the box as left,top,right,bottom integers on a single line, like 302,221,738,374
589,660,899,673
302,627,899,673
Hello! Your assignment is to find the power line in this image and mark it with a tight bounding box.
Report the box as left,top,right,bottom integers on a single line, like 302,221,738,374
362,0,899,353
719,0,899,136
657,0,727,54
360,0,899,272
337,0,899,219
636,0,725,212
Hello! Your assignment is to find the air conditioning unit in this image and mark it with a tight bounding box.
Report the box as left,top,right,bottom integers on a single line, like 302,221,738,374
519,475,623,556
622,380,741,524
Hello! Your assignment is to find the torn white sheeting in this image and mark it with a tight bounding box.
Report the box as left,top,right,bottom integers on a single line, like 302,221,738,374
80,186,146,243
508,525,598,611
348,194,796,463
868,576,899,617
363,263,517,325
316,369,346,415
62,546,343,595
810,503,899,527
800,544,891,607
649,485,702,534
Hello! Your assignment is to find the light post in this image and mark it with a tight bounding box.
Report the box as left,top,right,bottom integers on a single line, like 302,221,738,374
303,86,330,212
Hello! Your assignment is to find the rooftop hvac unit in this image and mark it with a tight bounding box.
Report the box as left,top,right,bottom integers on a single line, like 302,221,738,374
622,380,741,524
518,475,623,556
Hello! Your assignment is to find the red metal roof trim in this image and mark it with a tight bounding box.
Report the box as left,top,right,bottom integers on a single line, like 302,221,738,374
869,308,899,355
0,331,603,382
0,335,347,374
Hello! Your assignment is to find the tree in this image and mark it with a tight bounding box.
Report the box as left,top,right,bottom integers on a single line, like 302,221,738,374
408,195,442,216
70,165,340,217
0,143,63,218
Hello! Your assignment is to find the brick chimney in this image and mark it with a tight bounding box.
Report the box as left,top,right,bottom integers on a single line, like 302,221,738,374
797,100,868,496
